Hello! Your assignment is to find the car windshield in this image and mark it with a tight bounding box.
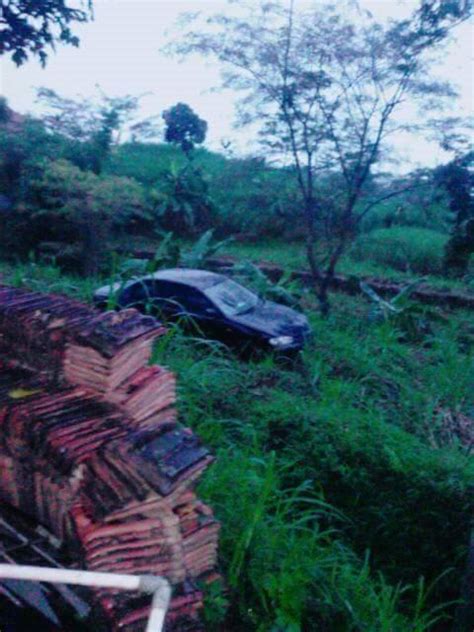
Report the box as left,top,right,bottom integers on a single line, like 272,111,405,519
205,280,259,317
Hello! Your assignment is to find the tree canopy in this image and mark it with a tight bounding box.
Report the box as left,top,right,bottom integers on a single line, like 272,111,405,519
35,88,152,173
162,103,208,155
0,0,93,66
435,151,474,275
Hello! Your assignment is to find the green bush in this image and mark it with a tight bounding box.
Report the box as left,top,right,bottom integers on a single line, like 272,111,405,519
358,188,450,234
2,159,152,274
351,227,448,275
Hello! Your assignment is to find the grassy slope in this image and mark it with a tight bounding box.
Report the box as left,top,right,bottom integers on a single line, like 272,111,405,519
1,259,473,631
220,239,474,293
105,142,231,187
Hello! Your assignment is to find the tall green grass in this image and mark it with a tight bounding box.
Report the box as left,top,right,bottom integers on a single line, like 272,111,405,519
351,227,448,275
150,309,473,630
1,260,472,630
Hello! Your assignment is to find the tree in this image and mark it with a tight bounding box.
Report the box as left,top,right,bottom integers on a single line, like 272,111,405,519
172,0,472,312
0,106,63,200
434,152,474,275
0,0,93,66
36,88,149,173
162,102,208,157
160,103,210,234
0,97,9,123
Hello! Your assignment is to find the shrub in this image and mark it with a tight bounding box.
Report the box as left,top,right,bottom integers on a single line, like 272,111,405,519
2,159,152,274
351,227,448,275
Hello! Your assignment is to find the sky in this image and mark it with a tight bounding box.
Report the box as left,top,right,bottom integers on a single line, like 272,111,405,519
0,0,472,171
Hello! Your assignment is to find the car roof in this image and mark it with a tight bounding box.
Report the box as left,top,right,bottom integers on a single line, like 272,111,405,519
146,268,226,290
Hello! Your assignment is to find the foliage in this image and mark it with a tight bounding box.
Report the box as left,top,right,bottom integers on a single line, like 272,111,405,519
36,88,153,174
351,227,448,275
0,0,93,66
106,143,301,239
434,152,474,276
230,260,302,308
180,230,234,268
210,158,301,239
0,97,9,123
114,230,233,280
0,258,96,301
162,102,208,156
152,161,216,236
0,113,64,199
359,278,442,342
358,174,450,234
104,142,454,245
5,159,151,274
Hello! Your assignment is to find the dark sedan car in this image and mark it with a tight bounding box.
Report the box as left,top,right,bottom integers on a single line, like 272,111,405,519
93,268,311,352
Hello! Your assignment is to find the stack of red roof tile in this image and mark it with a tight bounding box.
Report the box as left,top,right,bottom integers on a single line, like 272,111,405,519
108,366,177,430
0,286,220,631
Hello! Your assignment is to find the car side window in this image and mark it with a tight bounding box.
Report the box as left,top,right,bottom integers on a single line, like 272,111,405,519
164,283,215,315
187,289,216,315
120,279,153,307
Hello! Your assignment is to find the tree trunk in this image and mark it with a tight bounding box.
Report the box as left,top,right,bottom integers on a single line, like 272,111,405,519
317,286,330,317
304,196,332,316
81,202,101,277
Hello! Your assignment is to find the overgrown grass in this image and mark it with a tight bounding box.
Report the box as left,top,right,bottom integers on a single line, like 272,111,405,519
219,238,473,293
1,259,473,631
0,259,98,301
150,296,473,630
351,227,449,276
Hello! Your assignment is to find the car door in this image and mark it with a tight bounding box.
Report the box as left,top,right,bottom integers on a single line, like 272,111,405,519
118,279,154,310
162,282,237,342
119,279,176,315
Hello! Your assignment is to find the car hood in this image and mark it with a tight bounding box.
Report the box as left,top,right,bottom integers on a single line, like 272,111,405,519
231,300,310,338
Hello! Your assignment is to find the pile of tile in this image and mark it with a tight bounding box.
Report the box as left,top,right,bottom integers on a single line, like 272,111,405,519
0,285,220,631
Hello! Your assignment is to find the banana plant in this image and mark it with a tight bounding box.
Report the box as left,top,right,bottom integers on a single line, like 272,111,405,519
180,229,234,269
360,278,427,322
231,261,302,308
360,277,444,342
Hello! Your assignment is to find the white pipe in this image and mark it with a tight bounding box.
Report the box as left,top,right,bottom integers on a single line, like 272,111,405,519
0,564,143,591
0,564,171,631
146,581,172,632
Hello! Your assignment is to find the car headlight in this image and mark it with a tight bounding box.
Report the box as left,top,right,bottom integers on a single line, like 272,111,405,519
269,335,295,348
